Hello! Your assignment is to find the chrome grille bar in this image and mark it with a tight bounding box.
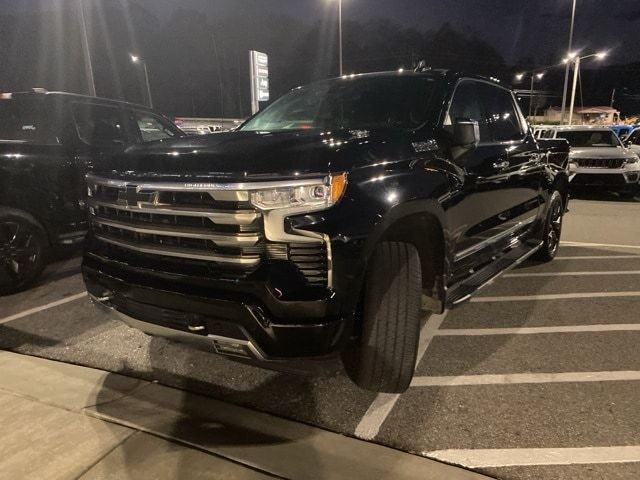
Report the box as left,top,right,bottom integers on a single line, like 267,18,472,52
92,217,259,247
88,199,259,225
95,234,260,266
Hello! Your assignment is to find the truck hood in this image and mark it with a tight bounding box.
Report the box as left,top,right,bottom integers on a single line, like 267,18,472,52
569,146,637,159
97,129,411,182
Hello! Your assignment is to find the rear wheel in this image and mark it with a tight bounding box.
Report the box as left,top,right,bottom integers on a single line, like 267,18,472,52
534,190,563,262
0,211,48,295
344,241,422,393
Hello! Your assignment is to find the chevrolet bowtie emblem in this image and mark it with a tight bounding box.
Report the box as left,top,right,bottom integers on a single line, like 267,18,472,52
117,186,156,207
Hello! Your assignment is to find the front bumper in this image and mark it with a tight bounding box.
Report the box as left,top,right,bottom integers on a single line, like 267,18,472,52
570,166,640,189
82,253,349,361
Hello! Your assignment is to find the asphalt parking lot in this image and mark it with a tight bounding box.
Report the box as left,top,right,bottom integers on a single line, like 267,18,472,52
1,196,640,480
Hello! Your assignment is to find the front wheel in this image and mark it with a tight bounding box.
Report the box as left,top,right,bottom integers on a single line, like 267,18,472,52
534,190,564,262
0,211,48,295
343,241,423,393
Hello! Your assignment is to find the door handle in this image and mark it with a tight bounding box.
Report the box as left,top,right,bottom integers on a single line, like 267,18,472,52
493,160,510,170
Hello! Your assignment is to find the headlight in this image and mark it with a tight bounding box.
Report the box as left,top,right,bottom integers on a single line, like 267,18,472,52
250,173,347,211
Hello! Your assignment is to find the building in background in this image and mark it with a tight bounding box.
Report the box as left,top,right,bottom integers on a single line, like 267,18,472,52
533,106,621,125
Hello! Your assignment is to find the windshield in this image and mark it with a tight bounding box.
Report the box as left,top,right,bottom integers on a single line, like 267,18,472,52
555,130,621,148
0,97,47,143
241,76,436,132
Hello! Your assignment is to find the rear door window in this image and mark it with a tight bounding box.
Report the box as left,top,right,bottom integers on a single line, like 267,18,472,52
0,97,51,143
72,103,128,147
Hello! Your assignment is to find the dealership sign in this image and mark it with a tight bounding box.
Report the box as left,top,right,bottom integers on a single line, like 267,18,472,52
250,50,269,113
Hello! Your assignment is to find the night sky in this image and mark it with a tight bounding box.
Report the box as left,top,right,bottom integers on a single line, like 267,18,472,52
111,0,640,62
1,0,639,117
4,0,640,64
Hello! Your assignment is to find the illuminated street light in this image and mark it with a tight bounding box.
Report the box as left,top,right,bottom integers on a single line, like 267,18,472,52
567,51,608,124
130,54,153,109
515,71,547,119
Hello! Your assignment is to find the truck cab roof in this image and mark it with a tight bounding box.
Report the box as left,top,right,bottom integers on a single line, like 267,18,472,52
2,89,154,112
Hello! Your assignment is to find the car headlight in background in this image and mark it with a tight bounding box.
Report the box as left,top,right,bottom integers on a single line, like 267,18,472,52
250,173,347,211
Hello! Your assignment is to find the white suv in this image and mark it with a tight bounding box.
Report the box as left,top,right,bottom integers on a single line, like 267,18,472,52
533,125,640,197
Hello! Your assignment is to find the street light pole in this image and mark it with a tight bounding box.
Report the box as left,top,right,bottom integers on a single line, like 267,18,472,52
338,0,343,76
141,61,153,109
131,55,153,109
78,0,96,96
560,0,577,124
568,56,580,125
528,75,535,118
567,52,607,125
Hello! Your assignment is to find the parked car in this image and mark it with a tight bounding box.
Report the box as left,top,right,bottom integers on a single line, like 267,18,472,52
609,124,636,140
83,70,570,392
0,89,183,294
533,125,639,197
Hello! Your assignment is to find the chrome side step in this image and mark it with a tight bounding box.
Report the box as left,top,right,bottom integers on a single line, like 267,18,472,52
445,240,542,308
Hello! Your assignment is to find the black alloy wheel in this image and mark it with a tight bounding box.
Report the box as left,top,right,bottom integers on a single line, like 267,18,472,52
0,218,46,294
535,190,563,262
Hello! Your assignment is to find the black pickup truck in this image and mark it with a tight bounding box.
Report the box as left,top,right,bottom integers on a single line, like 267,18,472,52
83,70,570,392
0,90,182,294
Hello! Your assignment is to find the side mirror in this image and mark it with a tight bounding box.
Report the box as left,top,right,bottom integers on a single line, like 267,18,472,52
453,119,480,148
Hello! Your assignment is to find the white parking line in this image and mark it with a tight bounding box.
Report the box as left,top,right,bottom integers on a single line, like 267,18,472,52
436,324,640,336
471,291,640,302
0,292,88,325
505,270,640,278
427,446,640,468
410,370,640,387
561,241,640,250
555,255,640,260
354,311,447,441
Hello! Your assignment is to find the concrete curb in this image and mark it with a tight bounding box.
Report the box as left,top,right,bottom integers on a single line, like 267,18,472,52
0,350,491,480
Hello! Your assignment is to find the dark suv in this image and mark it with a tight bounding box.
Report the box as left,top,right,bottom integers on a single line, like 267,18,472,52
83,71,570,392
0,90,182,294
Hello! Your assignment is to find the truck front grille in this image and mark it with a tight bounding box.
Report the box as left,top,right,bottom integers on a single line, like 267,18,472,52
86,175,330,287
574,158,625,169
87,176,263,269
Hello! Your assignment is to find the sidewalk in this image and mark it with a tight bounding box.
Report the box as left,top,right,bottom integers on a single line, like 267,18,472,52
0,350,490,480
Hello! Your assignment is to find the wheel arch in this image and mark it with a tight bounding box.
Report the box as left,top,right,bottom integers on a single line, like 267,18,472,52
361,200,448,310
551,170,570,208
0,206,51,245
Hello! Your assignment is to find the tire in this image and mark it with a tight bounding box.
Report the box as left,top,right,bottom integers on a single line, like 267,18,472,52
0,209,48,295
344,241,422,393
534,190,564,262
